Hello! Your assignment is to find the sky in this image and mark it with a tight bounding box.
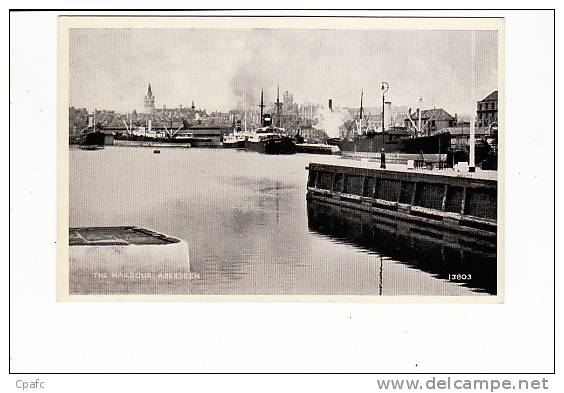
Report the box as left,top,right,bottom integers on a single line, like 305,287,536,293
69,28,498,116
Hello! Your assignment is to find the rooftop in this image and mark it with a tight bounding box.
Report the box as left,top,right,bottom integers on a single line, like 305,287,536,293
406,108,455,121
479,91,498,102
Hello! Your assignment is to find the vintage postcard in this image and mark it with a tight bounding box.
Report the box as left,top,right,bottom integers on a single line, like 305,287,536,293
57,15,504,301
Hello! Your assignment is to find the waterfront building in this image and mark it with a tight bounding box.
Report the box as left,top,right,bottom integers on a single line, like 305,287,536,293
476,90,498,130
440,125,495,150
404,108,456,135
144,83,155,113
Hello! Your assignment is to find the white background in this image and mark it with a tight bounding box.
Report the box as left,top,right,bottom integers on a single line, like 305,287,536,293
3,3,561,392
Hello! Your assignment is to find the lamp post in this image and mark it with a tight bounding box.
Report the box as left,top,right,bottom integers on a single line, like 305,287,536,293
380,82,389,169
381,82,389,133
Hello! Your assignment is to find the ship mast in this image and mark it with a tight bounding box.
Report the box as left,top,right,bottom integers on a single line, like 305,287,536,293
258,88,265,126
275,85,282,128
243,107,247,132
418,97,422,137
359,90,364,134
243,92,248,132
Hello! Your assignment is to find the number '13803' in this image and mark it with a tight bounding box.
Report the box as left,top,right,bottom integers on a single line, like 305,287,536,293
449,274,472,281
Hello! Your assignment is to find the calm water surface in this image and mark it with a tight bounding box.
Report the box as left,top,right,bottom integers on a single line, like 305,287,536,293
69,147,496,296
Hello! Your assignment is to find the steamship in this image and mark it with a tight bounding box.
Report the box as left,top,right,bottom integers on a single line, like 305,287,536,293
78,115,105,150
222,119,249,148
244,113,296,154
326,90,452,155
243,88,296,155
327,131,452,155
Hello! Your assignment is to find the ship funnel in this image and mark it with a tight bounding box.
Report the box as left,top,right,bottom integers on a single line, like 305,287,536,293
262,113,272,127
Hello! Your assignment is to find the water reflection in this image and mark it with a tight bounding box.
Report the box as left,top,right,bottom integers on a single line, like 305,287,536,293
307,199,497,295
70,147,496,296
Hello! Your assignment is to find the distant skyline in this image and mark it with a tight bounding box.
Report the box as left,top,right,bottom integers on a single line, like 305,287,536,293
69,28,498,117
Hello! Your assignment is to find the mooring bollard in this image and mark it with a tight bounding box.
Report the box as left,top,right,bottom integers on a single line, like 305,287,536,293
380,148,386,169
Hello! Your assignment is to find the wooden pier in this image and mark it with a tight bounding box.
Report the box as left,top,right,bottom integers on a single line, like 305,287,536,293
306,163,497,239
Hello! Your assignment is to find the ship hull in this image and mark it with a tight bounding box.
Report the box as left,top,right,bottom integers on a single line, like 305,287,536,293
80,131,106,147
161,137,215,147
328,137,400,153
328,132,451,155
222,140,245,149
114,133,220,147
244,137,296,154
295,143,340,155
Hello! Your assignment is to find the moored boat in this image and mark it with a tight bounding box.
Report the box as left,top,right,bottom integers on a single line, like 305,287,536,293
244,113,296,155
222,119,248,148
78,114,106,150
326,88,453,156
243,88,296,155
171,132,216,147
295,143,340,155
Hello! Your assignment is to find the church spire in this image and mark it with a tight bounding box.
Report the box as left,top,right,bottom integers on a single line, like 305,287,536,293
144,82,155,113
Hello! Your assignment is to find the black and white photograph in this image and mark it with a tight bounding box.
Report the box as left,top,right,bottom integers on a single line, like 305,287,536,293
8,7,558,381
60,16,503,299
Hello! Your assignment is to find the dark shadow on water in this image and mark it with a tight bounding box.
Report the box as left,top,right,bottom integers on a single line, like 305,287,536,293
307,199,497,295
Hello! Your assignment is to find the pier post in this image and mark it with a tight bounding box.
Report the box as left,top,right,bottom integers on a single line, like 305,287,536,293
313,169,320,189
410,182,418,207
460,187,467,215
380,148,386,169
441,184,448,211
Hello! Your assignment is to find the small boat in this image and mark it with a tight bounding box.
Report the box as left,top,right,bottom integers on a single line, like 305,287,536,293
222,120,248,149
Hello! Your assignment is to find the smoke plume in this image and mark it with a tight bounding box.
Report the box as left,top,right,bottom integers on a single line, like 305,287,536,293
316,107,351,139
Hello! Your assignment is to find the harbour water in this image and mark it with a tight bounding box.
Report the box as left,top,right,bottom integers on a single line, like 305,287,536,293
69,147,496,296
